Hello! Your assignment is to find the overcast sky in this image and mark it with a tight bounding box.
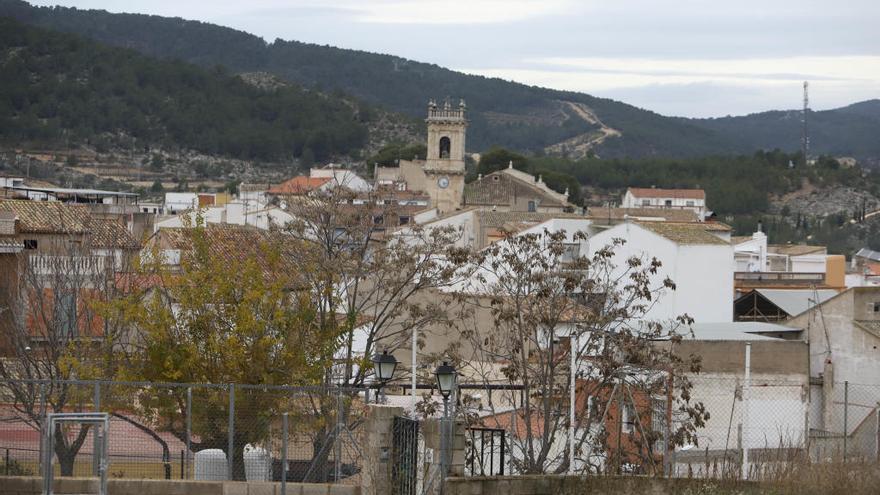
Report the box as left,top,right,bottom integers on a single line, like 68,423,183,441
33,1,880,118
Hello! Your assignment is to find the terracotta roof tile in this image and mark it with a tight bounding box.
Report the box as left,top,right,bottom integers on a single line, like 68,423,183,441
636,221,729,245
0,200,90,234
268,176,331,195
464,170,569,208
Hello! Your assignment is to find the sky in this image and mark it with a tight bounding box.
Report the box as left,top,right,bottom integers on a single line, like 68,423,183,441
32,0,880,118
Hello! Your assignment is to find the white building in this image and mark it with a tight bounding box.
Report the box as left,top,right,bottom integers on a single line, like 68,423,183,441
309,166,372,192
155,201,293,231
622,187,707,218
733,231,828,273
164,192,199,213
587,221,734,323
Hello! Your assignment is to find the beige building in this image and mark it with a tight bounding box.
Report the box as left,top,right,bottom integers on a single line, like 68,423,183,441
376,99,468,214
463,164,573,213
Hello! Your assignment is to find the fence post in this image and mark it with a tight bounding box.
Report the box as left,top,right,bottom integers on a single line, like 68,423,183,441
38,383,46,478
93,381,101,476
335,389,343,482
228,383,235,481
741,343,751,480
281,413,288,495
186,386,192,479
843,381,849,462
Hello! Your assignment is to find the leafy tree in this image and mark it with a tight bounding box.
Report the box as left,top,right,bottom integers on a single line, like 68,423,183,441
104,221,333,480
150,180,164,193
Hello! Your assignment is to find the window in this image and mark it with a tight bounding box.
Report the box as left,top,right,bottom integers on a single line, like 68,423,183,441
622,402,636,434
493,175,500,182
873,302,880,313
664,200,672,207
24,239,37,250
651,397,667,453
528,200,536,212
439,136,451,158
373,215,384,225
562,243,581,263
399,216,411,225
53,290,77,338
641,199,650,206
686,201,695,207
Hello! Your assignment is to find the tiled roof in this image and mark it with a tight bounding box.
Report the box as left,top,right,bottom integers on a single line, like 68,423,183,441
267,176,331,195
158,224,300,278
769,244,826,256
586,207,700,223
731,236,753,245
0,200,90,234
464,170,569,208
636,221,730,245
476,210,585,228
90,219,140,249
627,187,705,200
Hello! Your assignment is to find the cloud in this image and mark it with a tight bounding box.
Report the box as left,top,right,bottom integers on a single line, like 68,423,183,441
341,0,573,25
456,55,880,116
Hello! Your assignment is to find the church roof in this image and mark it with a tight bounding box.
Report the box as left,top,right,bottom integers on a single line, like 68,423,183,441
464,168,570,208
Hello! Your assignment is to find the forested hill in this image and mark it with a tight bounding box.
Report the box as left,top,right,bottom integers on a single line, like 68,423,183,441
0,16,369,162
685,100,880,164
0,1,818,160
2,0,879,162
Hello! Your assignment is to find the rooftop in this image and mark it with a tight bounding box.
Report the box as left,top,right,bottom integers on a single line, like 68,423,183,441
754,289,839,317
0,200,90,234
464,168,570,208
267,176,331,195
627,187,706,200
687,322,802,341
769,244,827,256
636,221,730,245
586,207,701,223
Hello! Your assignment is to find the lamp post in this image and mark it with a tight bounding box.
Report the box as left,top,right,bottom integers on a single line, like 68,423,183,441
371,350,398,404
434,361,457,488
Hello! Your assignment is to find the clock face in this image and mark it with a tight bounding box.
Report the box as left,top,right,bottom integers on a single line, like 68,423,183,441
438,177,450,189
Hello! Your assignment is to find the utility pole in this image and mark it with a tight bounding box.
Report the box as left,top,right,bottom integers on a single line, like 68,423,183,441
802,81,810,167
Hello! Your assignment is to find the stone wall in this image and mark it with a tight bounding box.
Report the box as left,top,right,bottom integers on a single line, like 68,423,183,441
445,475,764,495
1,477,359,495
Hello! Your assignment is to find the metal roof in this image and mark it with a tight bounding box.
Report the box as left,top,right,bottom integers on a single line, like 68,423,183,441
856,248,880,262
755,289,838,317
11,186,138,197
687,322,802,341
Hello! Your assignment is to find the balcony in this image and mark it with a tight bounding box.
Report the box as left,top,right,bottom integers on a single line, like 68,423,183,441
28,255,107,276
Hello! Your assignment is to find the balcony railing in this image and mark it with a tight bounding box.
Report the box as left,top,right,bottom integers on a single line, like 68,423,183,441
28,255,107,276
734,271,825,283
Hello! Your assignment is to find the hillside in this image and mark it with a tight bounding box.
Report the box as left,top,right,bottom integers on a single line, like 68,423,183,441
687,101,880,165
0,1,765,159
3,1,878,162
0,16,376,165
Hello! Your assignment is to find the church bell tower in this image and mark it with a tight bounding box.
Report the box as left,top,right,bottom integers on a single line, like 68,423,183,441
424,99,467,213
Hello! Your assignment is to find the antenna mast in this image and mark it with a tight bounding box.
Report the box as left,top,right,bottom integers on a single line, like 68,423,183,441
802,81,810,166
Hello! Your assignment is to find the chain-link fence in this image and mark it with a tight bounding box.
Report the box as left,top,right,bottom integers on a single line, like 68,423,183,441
669,376,880,480
0,379,366,484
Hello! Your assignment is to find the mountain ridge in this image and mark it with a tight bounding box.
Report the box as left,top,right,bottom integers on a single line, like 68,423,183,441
1,0,878,163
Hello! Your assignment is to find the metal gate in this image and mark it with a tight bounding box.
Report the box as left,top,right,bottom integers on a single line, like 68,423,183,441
392,416,421,495
466,427,506,476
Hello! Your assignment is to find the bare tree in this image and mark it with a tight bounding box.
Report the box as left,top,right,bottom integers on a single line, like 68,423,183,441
283,184,472,477
0,220,135,475
450,228,708,475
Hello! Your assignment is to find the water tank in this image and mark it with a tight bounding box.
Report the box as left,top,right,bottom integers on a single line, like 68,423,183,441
244,444,271,481
194,449,227,481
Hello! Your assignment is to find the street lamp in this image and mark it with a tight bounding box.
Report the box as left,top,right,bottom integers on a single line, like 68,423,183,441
372,350,398,403
434,361,457,487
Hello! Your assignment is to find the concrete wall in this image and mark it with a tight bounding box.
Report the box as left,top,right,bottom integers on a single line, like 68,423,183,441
0,477,358,495
445,475,762,495
588,223,733,323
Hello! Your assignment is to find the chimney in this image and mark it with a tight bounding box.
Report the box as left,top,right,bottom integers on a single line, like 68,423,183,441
824,255,845,289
